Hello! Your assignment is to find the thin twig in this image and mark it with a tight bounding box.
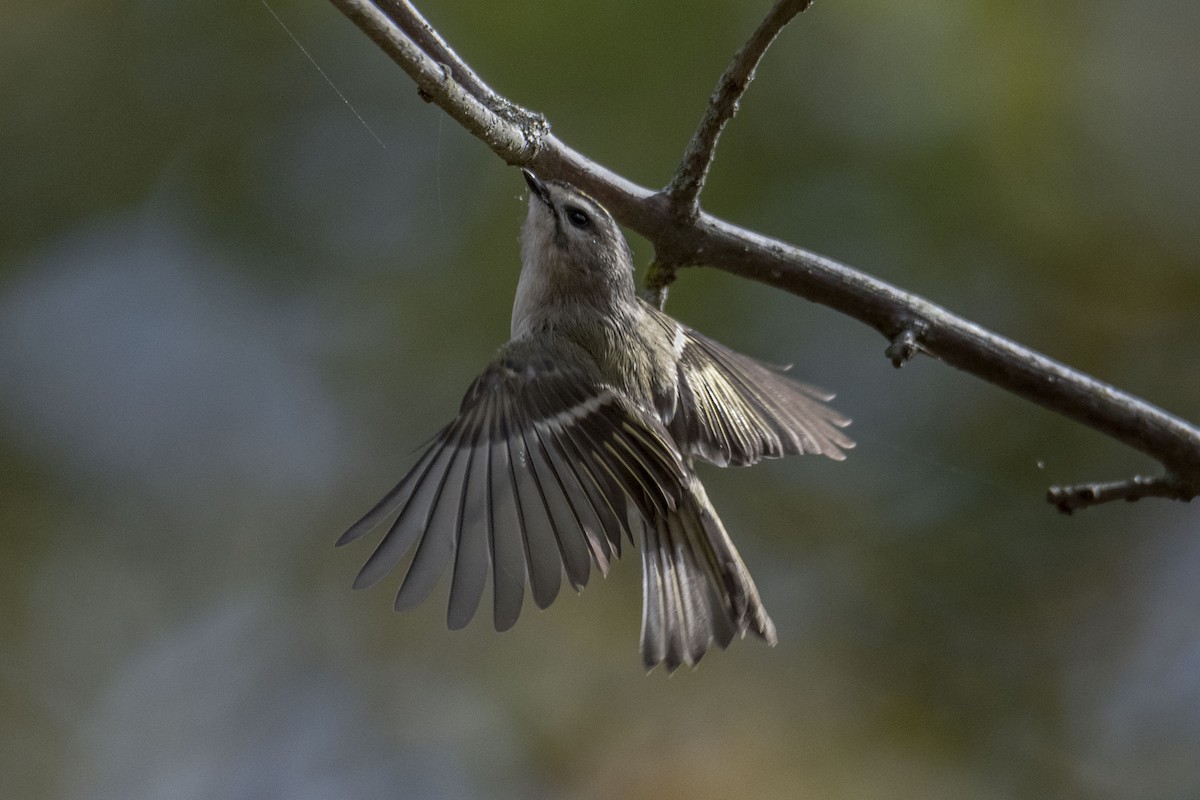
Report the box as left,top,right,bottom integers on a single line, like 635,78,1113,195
325,0,1200,509
664,0,812,217
327,0,544,161
1048,475,1196,515
374,0,546,134
375,0,494,103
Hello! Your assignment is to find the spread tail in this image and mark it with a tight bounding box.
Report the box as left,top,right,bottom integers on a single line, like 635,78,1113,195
639,476,777,672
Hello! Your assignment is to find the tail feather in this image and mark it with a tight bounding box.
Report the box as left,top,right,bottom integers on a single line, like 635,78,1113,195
639,477,777,672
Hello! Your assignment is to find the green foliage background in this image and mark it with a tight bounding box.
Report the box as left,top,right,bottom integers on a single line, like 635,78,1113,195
3,1,1199,797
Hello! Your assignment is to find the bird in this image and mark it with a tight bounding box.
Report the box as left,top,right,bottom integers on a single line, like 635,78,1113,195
337,169,853,672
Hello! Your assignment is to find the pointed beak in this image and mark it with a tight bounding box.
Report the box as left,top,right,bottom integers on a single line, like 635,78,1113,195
522,169,553,208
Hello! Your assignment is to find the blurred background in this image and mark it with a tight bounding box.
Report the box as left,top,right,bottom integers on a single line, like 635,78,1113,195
3,1,1200,797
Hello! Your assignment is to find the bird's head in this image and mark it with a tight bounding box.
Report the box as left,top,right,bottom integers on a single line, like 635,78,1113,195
514,170,637,337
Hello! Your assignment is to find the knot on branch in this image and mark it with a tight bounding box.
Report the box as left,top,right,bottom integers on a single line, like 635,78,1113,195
885,322,929,368
497,103,550,159
642,259,679,311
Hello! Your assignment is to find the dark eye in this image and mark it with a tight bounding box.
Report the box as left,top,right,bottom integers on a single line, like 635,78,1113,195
564,206,591,229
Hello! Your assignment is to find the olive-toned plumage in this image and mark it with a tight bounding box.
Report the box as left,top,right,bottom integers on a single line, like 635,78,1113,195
339,170,852,671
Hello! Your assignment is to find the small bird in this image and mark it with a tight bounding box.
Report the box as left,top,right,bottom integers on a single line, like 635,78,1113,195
338,170,852,671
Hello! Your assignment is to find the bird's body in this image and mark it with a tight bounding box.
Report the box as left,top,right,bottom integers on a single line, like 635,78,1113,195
339,171,852,671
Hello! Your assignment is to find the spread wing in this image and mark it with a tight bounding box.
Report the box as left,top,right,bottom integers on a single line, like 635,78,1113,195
336,347,690,633
670,324,854,467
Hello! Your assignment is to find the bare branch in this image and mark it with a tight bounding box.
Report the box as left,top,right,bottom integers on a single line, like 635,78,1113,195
326,0,544,160
374,0,494,104
373,0,547,134
326,0,1200,506
1048,475,1196,515
665,0,813,217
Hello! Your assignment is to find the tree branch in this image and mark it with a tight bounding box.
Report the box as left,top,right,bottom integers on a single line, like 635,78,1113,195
372,0,548,136
328,0,1200,510
647,0,811,309
1048,474,1197,515
327,0,545,160
664,0,813,217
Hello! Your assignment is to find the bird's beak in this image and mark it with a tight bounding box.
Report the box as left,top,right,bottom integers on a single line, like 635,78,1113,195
522,169,553,208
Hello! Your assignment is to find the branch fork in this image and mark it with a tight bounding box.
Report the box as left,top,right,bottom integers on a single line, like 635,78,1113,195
885,324,931,368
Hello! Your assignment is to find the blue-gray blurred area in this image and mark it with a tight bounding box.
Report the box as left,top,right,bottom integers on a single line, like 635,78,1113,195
3,1,1199,798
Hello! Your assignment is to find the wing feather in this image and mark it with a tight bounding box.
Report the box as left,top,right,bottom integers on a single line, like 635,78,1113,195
392,440,469,610
352,437,456,590
487,407,526,632
529,437,593,591
446,396,493,630
502,393,563,611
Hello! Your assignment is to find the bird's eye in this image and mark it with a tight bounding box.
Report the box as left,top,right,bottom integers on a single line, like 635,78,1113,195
564,206,591,229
